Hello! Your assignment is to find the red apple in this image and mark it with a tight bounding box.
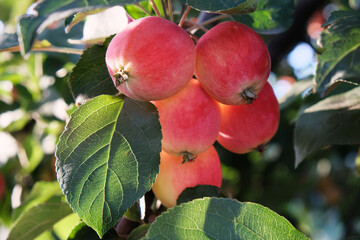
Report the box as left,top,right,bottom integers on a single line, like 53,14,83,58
106,16,196,101
153,79,221,162
152,146,222,208
0,173,5,201
217,82,279,154
195,21,271,105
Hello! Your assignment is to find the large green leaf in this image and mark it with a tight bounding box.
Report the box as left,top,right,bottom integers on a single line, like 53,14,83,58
67,222,119,240
233,0,294,34
187,0,257,14
294,86,360,166
315,10,360,96
7,196,73,240
144,198,309,240
68,36,117,105
55,94,161,237
16,0,143,55
176,185,225,205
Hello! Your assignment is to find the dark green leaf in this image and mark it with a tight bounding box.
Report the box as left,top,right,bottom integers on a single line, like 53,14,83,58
315,10,360,96
67,222,119,240
144,198,309,240
7,196,73,240
177,185,226,205
128,224,150,240
0,33,18,51
233,0,294,34
294,86,360,166
322,10,360,27
16,0,143,55
56,95,161,237
124,202,141,223
69,36,117,105
187,0,257,14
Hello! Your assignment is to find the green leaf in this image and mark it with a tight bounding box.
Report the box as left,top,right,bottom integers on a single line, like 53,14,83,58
124,202,141,223
16,0,143,55
67,222,119,240
177,185,226,205
65,8,106,33
128,224,150,240
7,196,73,240
68,36,117,105
12,181,62,221
21,134,44,174
294,86,360,166
233,0,294,34
187,0,257,14
315,10,360,96
0,33,18,51
321,10,360,27
144,198,309,240
55,95,161,237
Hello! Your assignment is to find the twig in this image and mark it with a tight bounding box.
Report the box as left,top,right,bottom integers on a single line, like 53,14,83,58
149,0,161,17
0,46,83,55
133,3,152,16
178,5,191,27
186,14,231,32
168,0,173,22
184,20,208,33
161,0,168,19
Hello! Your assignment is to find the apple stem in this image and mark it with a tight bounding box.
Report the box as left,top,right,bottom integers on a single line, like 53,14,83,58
113,69,129,87
178,5,191,27
181,151,197,164
242,88,257,104
160,0,168,20
149,0,161,17
168,0,174,22
186,14,231,33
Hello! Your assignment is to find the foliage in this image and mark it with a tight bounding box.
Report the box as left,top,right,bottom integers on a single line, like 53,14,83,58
0,0,359,239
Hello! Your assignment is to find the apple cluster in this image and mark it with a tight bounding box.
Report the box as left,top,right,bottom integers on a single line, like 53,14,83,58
105,16,279,208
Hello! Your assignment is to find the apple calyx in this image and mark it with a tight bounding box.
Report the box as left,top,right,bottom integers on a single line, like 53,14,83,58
242,88,257,104
181,151,197,164
256,144,266,154
113,69,129,87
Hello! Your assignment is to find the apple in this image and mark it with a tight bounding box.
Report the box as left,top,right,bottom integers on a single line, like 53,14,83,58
0,173,5,201
217,82,279,154
195,21,271,105
106,16,196,101
152,79,221,162
152,146,222,208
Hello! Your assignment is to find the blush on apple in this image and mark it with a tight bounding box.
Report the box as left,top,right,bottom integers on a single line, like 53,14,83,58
217,82,279,154
152,78,221,162
195,21,271,105
152,146,222,208
106,16,196,101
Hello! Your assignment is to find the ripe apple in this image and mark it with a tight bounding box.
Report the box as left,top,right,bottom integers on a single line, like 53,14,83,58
217,82,279,154
106,16,196,101
152,79,221,162
195,21,271,105
152,146,222,208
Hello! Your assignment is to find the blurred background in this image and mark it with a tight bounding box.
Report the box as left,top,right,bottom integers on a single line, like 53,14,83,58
0,0,359,239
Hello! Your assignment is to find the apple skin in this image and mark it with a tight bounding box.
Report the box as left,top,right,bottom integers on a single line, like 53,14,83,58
152,79,221,160
195,21,271,105
152,146,222,208
217,82,279,154
0,173,5,201
106,16,196,101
